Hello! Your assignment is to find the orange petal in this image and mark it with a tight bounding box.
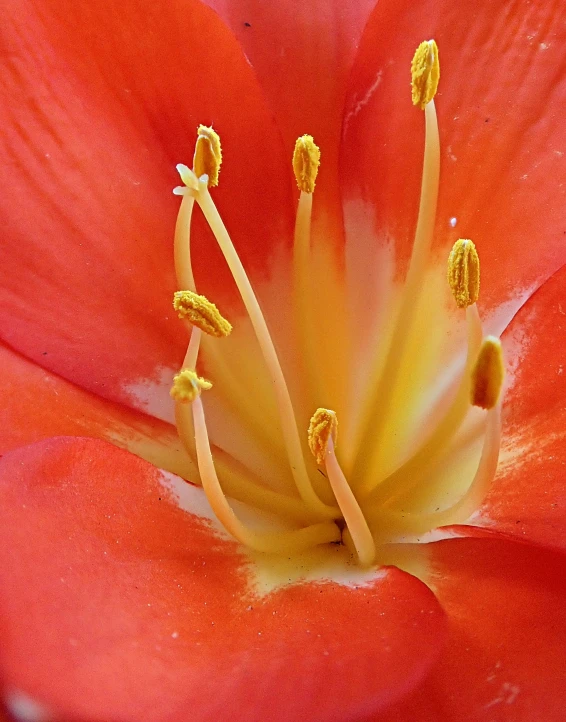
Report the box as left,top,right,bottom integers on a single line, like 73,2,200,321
206,0,376,231
0,0,293,416
0,437,446,721
343,0,566,313
369,538,566,721
0,340,194,479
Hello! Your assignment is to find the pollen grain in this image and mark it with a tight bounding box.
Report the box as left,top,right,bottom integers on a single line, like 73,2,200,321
174,290,232,337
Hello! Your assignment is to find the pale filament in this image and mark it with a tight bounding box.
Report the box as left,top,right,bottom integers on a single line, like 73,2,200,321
173,192,203,369
195,181,339,519
192,395,341,553
364,302,483,505
323,437,376,567
353,99,441,491
173,192,202,468
366,400,502,540
293,190,320,406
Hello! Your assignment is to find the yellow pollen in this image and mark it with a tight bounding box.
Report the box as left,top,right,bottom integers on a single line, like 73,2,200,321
292,135,321,194
171,369,212,403
447,238,480,308
411,39,440,109
308,408,338,465
193,125,222,186
173,290,232,337
471,337,505,409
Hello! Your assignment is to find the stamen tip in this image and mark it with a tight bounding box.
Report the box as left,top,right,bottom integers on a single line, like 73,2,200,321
308,408,337,465
293,135,321,194
447,238,480,308
471,336,505,409
171,369,212,403
194,125,222,187
411,39,440,109
173,290,232,337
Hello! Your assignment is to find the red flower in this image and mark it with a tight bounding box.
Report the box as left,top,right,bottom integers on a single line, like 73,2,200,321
1,0,566,720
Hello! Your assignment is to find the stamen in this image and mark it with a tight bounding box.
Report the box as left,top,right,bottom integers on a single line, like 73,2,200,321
365,302,483,505
308,408,338,465
471,336,505,409
173,290,232,337
292,135,321,194
292,136,321,407
192,395,341,554
170,369,212,403
367,400,503,540
411,40,440,109
195,176,339,519
308,409,376,566
193,125,222,186
353,41,441,491
448,239,480,309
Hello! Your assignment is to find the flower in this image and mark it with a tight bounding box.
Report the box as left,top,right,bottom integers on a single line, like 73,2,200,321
0,0,565,721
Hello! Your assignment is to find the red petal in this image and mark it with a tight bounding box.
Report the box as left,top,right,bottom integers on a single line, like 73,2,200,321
343,0,566,310
0,437,446,722
0,0,293,414
206,0,376,224
468,262,566,549
0,340,193,479
369,537,566,721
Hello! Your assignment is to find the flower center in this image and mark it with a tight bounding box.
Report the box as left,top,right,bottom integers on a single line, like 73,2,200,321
169,41,505,566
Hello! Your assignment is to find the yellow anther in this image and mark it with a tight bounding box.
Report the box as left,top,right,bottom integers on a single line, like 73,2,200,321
292,135,321,194
170,369,212,404
411,39,440,109
308,408,338,465
173,290,232,337
193,125,222,187
447,238,480,308
471,337,505,410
